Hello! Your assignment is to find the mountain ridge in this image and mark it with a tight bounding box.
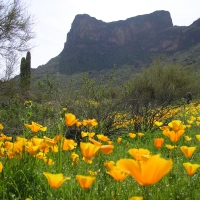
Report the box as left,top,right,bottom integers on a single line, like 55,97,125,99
32,10,200,79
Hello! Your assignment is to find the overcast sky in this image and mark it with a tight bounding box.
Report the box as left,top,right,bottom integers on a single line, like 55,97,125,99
27,0,200,71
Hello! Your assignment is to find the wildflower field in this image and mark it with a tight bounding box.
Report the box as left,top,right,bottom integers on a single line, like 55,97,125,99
1,99,200,200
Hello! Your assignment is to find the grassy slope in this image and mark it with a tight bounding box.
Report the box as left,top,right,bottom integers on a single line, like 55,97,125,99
29,42,200,92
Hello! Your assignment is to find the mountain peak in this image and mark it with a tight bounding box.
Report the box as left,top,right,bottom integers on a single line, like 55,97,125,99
65,10,173,50
42,10,200,75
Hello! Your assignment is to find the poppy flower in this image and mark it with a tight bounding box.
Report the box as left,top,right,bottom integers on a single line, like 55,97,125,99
129,197,143,200
35,152,46,159
9,138,27,153
128,148,151,162
88,170,98,176
117,137,122,144
104,161,115,170
138,132,144,137
81,131,95,138
196,134,200,142
116,154,173,186
71,152,79,165
31,137,44,146
168,120,186,132
185,136,192,141
50,146,58,154
129,133,136,139
0,133,12,141
165,144,177,150
43,172,70,189
24,122,47,133
76,121,82,127
62,138,77,151
154,138,164,149
0,162,3,172
43,158,55,166
97,134,110,142
89,137,102,146
100,145,114,154
25,142,40,155
0,123,4,130
107,166,129,181
81,131,88,138
180,146,196,158
196,122,200,126
190,116,196,121
43,136,57,146
76,175,96,189
65,113,78,126
162,120,186,142
82,119,98,127
80,142,100,163
183,162,200,176
154,121,163,127
162,128,184,143
107,141,113,145
39,141,50,154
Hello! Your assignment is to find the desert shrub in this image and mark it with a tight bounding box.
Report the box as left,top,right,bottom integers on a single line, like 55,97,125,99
0,97,58,138
59,72,127,136
120,59,200,131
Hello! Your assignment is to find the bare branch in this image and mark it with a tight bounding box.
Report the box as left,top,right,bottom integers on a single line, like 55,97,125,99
0,0,35,80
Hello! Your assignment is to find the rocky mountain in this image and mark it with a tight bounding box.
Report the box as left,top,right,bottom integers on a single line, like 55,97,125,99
33,10,200,78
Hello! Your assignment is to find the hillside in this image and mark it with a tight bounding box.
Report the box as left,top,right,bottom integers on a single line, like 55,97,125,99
31,10,200,86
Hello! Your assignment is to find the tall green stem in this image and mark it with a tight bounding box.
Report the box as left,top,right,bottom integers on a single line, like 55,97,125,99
58,142,62,173
189,176,192,199
2,169,5,200
144,185,150,200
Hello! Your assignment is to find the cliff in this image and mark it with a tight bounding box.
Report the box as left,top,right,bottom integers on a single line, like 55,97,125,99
35,10,200,75
65,10,172,48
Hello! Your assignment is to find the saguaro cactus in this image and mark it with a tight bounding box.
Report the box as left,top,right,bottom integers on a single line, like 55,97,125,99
26,51,31,89
20,51,31,91
20,57,26,89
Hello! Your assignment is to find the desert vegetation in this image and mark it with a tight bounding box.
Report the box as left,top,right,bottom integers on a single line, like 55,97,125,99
1,57,200,200
1,1,200,199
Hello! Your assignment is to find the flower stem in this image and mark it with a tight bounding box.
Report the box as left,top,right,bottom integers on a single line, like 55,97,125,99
2,169,5,200
144,185,150,200
189,176,192,199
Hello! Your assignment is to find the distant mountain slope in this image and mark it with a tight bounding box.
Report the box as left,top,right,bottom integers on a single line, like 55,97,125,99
32,10,200,81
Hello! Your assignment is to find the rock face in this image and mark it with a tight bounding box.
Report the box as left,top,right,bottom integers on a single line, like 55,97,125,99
58,10,200,74
66,11,172,48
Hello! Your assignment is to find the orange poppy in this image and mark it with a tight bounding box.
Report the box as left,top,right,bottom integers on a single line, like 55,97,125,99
80,142,100,163
0,162,3,172
117,154,173,186
104,161,115,170
129,133,136,139
65,113,78,126
82,119,98,127
24,122,47,133
43,172,70,188
128,148,151,162
89,137,102,147
97,134,110,142
117,137,122,144
76,175,96,189
162,120,186,142
107,166,129,181
154,138,164,149
180,146,196,158
100,145,114,154
183,162,200,176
